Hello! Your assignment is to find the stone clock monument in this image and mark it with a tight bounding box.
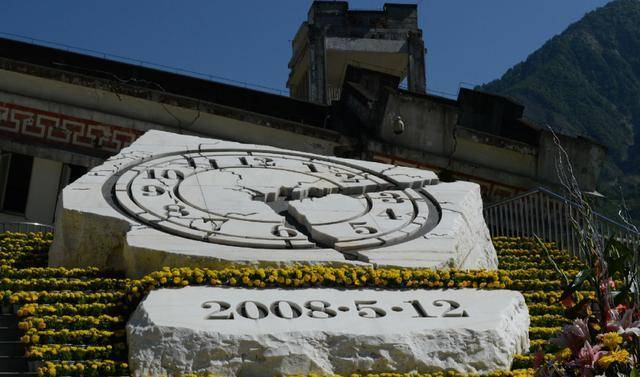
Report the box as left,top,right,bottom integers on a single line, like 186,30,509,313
50,130,498,276
49,130,527,377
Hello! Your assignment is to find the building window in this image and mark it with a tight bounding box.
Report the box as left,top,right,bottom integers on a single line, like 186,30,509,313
67,164,88,185
1,153,34,214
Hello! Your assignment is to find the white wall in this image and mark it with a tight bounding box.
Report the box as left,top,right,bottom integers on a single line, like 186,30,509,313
25,158,62,225
0,70,344,157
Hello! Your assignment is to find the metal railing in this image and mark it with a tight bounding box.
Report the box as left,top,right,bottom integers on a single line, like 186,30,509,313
0,222,54,233
483,187,640,254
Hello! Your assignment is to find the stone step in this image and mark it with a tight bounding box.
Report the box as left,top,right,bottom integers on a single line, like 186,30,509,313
0,341,25,357
0,328,20,341
0,356,28,372
0,315,17,328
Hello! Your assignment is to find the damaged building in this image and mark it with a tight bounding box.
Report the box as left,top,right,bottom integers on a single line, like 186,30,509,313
0,1,605,225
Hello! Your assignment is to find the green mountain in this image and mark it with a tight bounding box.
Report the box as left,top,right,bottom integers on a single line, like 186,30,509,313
480,0,640,220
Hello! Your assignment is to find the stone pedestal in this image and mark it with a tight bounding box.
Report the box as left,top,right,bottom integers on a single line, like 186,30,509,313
127,287,530,377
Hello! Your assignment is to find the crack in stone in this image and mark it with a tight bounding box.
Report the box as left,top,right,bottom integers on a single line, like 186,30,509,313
224,211,258,217
115,151,440,253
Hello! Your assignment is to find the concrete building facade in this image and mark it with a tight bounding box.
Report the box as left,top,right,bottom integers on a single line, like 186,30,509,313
338,71,604,200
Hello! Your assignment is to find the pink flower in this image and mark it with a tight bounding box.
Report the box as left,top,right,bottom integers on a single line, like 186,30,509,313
599,278,615,292
572,341,606,377
560,294,575,309
615,304,628,313
552,318,590,353
534,348,545,369
607,307,640,338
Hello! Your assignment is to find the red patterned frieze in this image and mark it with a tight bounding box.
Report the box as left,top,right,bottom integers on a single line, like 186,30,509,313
0,102,143,155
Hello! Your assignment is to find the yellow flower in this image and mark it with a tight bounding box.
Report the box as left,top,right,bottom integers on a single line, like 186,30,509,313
597,348,629,368
555,347,572,361
601,332,623,350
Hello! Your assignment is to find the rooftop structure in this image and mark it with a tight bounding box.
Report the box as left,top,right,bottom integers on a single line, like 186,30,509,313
287,1,426,103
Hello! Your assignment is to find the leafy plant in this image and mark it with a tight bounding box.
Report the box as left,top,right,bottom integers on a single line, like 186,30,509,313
533,128,640,376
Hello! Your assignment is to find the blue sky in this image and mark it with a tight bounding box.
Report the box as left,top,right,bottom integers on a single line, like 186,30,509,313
0,0,612,97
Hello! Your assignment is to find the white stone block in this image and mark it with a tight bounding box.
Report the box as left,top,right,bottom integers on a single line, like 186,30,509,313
127,286,530,376
50,130,498,277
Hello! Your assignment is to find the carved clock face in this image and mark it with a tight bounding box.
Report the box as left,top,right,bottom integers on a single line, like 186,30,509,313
112,150,440,251
53,131,497,276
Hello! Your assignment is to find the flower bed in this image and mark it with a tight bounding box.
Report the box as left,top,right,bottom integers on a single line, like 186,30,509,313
0,232,130,376
26,344,127,361
18,302,123,317
0,232,584,376
19,314,125,331
2,290,126,306
38,360,129,377
122,266,510,303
